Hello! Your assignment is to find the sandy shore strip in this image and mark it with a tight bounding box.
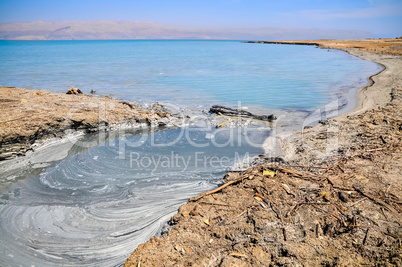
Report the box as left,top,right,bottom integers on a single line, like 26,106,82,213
245,38,402,56
125,39,401,266
0,87,181,160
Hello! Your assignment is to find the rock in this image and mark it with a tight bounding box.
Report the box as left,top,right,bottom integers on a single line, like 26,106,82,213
189,210,199,216
66,87,83,95
151,102,165,112
119,101,134,109
338,192,349,203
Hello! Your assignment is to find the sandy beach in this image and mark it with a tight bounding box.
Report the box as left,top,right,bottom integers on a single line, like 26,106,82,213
125,39,402,266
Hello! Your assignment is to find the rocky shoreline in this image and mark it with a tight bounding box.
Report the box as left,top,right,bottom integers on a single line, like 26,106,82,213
125,40,401,266
0,87,181,160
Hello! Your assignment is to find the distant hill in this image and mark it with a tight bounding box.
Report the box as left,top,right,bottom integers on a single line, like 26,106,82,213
0,20,372,40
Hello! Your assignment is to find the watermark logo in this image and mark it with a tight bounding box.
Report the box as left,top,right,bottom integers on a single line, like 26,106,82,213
129,151,251,172
63,98,342,167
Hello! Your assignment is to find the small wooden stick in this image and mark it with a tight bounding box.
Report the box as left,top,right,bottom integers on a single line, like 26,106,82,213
226,209,247,225
269,202,284,223
199,201,230,207
190,175,247,201
216,118,236,128
380,207,388,220
302,202,332,205
328,212,342,221
322,148,350,174
365,146,389,152
349,225,370,229
353,186,397,213
349,197,368,207
363,228,370,245
322,158,343,174
282,165,327,169
286,203,302,217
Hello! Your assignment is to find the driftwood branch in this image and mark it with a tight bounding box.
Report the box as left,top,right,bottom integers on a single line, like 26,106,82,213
189,176,247,202
209,105,276,122
353,186,397,213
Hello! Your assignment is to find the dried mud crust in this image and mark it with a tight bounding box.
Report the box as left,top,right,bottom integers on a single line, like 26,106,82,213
125,45,402,266
0,87,175,160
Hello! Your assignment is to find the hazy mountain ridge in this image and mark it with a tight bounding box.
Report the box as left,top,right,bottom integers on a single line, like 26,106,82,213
0,20,372,40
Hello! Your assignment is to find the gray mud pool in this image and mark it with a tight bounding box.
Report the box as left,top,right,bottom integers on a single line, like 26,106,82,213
0,125,267,266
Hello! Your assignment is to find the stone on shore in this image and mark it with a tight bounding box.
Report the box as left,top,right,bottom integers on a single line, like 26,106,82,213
66,86,83,95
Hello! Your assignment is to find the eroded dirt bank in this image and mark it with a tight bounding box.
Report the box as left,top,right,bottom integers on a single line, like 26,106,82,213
0,87,177,160
125,40,401,266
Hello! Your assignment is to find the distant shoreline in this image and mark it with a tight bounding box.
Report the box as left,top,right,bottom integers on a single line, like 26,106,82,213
0,20,373,41
245,38,402,56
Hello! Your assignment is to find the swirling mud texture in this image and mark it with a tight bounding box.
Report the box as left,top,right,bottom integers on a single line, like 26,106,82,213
0,126,266,266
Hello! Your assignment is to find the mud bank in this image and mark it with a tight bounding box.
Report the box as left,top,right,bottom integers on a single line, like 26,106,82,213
0,87,180,160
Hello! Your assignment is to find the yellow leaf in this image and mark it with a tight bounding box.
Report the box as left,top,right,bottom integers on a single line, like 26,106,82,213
254,196,262,201
263,170,276,177
203,219,210,226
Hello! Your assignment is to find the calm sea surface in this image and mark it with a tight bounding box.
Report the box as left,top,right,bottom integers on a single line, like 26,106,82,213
0,40,380,111
0,40,381,266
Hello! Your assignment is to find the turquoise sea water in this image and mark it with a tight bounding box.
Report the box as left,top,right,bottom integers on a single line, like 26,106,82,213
0,40,382,266
0,40,380,111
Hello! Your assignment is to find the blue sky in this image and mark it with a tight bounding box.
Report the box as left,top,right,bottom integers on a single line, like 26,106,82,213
0,0,401,36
